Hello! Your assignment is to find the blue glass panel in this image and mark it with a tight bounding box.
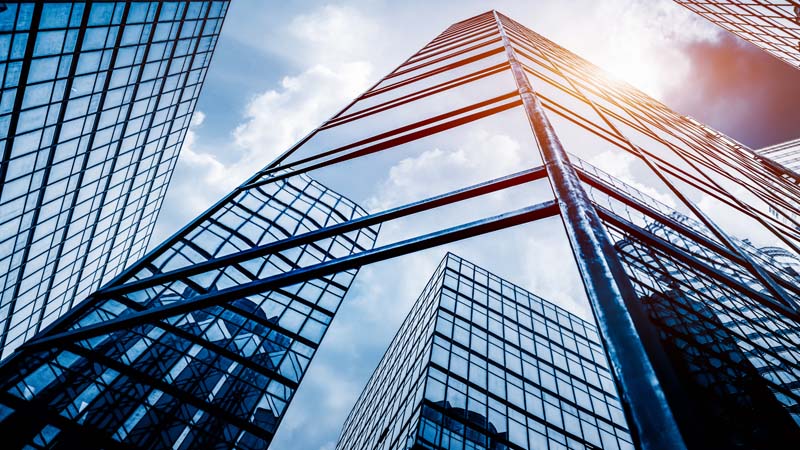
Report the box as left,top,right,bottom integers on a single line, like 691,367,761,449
0,4,19,32
16,4,34,31
83,27,108,51
159,3,180,22
57,55,72,78
11,131,42,158
0,88,16,114
112,4,124,25
33,30,65,57
153,22,171,41
87,3,114,27
186,2,205,20
69,4,85,28
121,24,143,46
0,115,10,136
64,29,79,53
128,3,150,24
28,56,58,83
210,2,224,17
0,35,10,60
17,105,47,133
4,62,21,87
51,79,66,103
40,3,72,30
11,33,28,59
22,82,53,108
76,51,101,74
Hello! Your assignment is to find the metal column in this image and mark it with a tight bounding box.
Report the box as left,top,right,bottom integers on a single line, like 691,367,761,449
492,11,687,450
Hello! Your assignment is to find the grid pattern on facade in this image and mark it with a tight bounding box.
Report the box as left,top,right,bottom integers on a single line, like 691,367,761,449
674,0,800,68
757,137,800,233
1,9,800,449
576,154,800,398
0,173,378,449
337,254,633,450
760,137,800,173
0,1,228,358
611,222,800,398
579,156,800,446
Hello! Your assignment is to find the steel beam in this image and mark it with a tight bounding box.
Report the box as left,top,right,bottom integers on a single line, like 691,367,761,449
22,201,559,350
493,11,687,450
100,167,546,298
16,155,545,365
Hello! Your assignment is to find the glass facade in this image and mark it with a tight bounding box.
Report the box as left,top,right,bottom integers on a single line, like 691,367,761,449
0,1,228,358
755,138,800,231
337,254,633,450
760,137,800,173
674,0,800,68
1,8,799,449
0,173,378,449
596,161,800,448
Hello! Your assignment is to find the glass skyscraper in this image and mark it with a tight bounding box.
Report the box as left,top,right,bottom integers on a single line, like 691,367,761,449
0,1,228,357
1,8,800,449
337,253,634,450
673,0,800,68
0,172,377,449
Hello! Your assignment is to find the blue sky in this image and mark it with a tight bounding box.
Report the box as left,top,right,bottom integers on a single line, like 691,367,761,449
150,1,800,448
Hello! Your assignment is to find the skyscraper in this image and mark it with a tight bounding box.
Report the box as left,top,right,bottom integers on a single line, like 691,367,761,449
0,173,378,448
337,253,634,450
673,0,800,68
1,9,800,449
0,1,229,357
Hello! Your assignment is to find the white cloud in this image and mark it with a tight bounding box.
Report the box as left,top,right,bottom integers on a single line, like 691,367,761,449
225,3,379,182
367,130,523,211
287,5,381,65
232,61,374,166
152,111,236,244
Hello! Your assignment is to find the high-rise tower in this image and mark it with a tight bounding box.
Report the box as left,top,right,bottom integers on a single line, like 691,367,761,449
1,9,799,449
0,173,378,449
673,0,800,68
0,1,228,357
337,253,634,450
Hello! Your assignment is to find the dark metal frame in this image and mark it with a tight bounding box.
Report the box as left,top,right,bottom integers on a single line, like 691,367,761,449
0,1,229,358
674,0,800,69
3,9,800,450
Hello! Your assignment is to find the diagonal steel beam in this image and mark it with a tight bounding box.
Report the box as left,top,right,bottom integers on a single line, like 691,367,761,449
97,166,546,298
493,11,687,450
21,201,559,351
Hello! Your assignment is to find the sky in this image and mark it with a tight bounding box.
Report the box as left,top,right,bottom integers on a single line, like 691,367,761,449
151,1,800,448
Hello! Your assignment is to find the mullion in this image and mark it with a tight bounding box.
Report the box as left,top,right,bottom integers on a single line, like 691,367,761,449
100,1,213,285
0,2,87,352
64,1,188,311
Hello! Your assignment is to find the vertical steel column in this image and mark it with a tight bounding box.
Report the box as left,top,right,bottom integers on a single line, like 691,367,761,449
491,11,687,450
